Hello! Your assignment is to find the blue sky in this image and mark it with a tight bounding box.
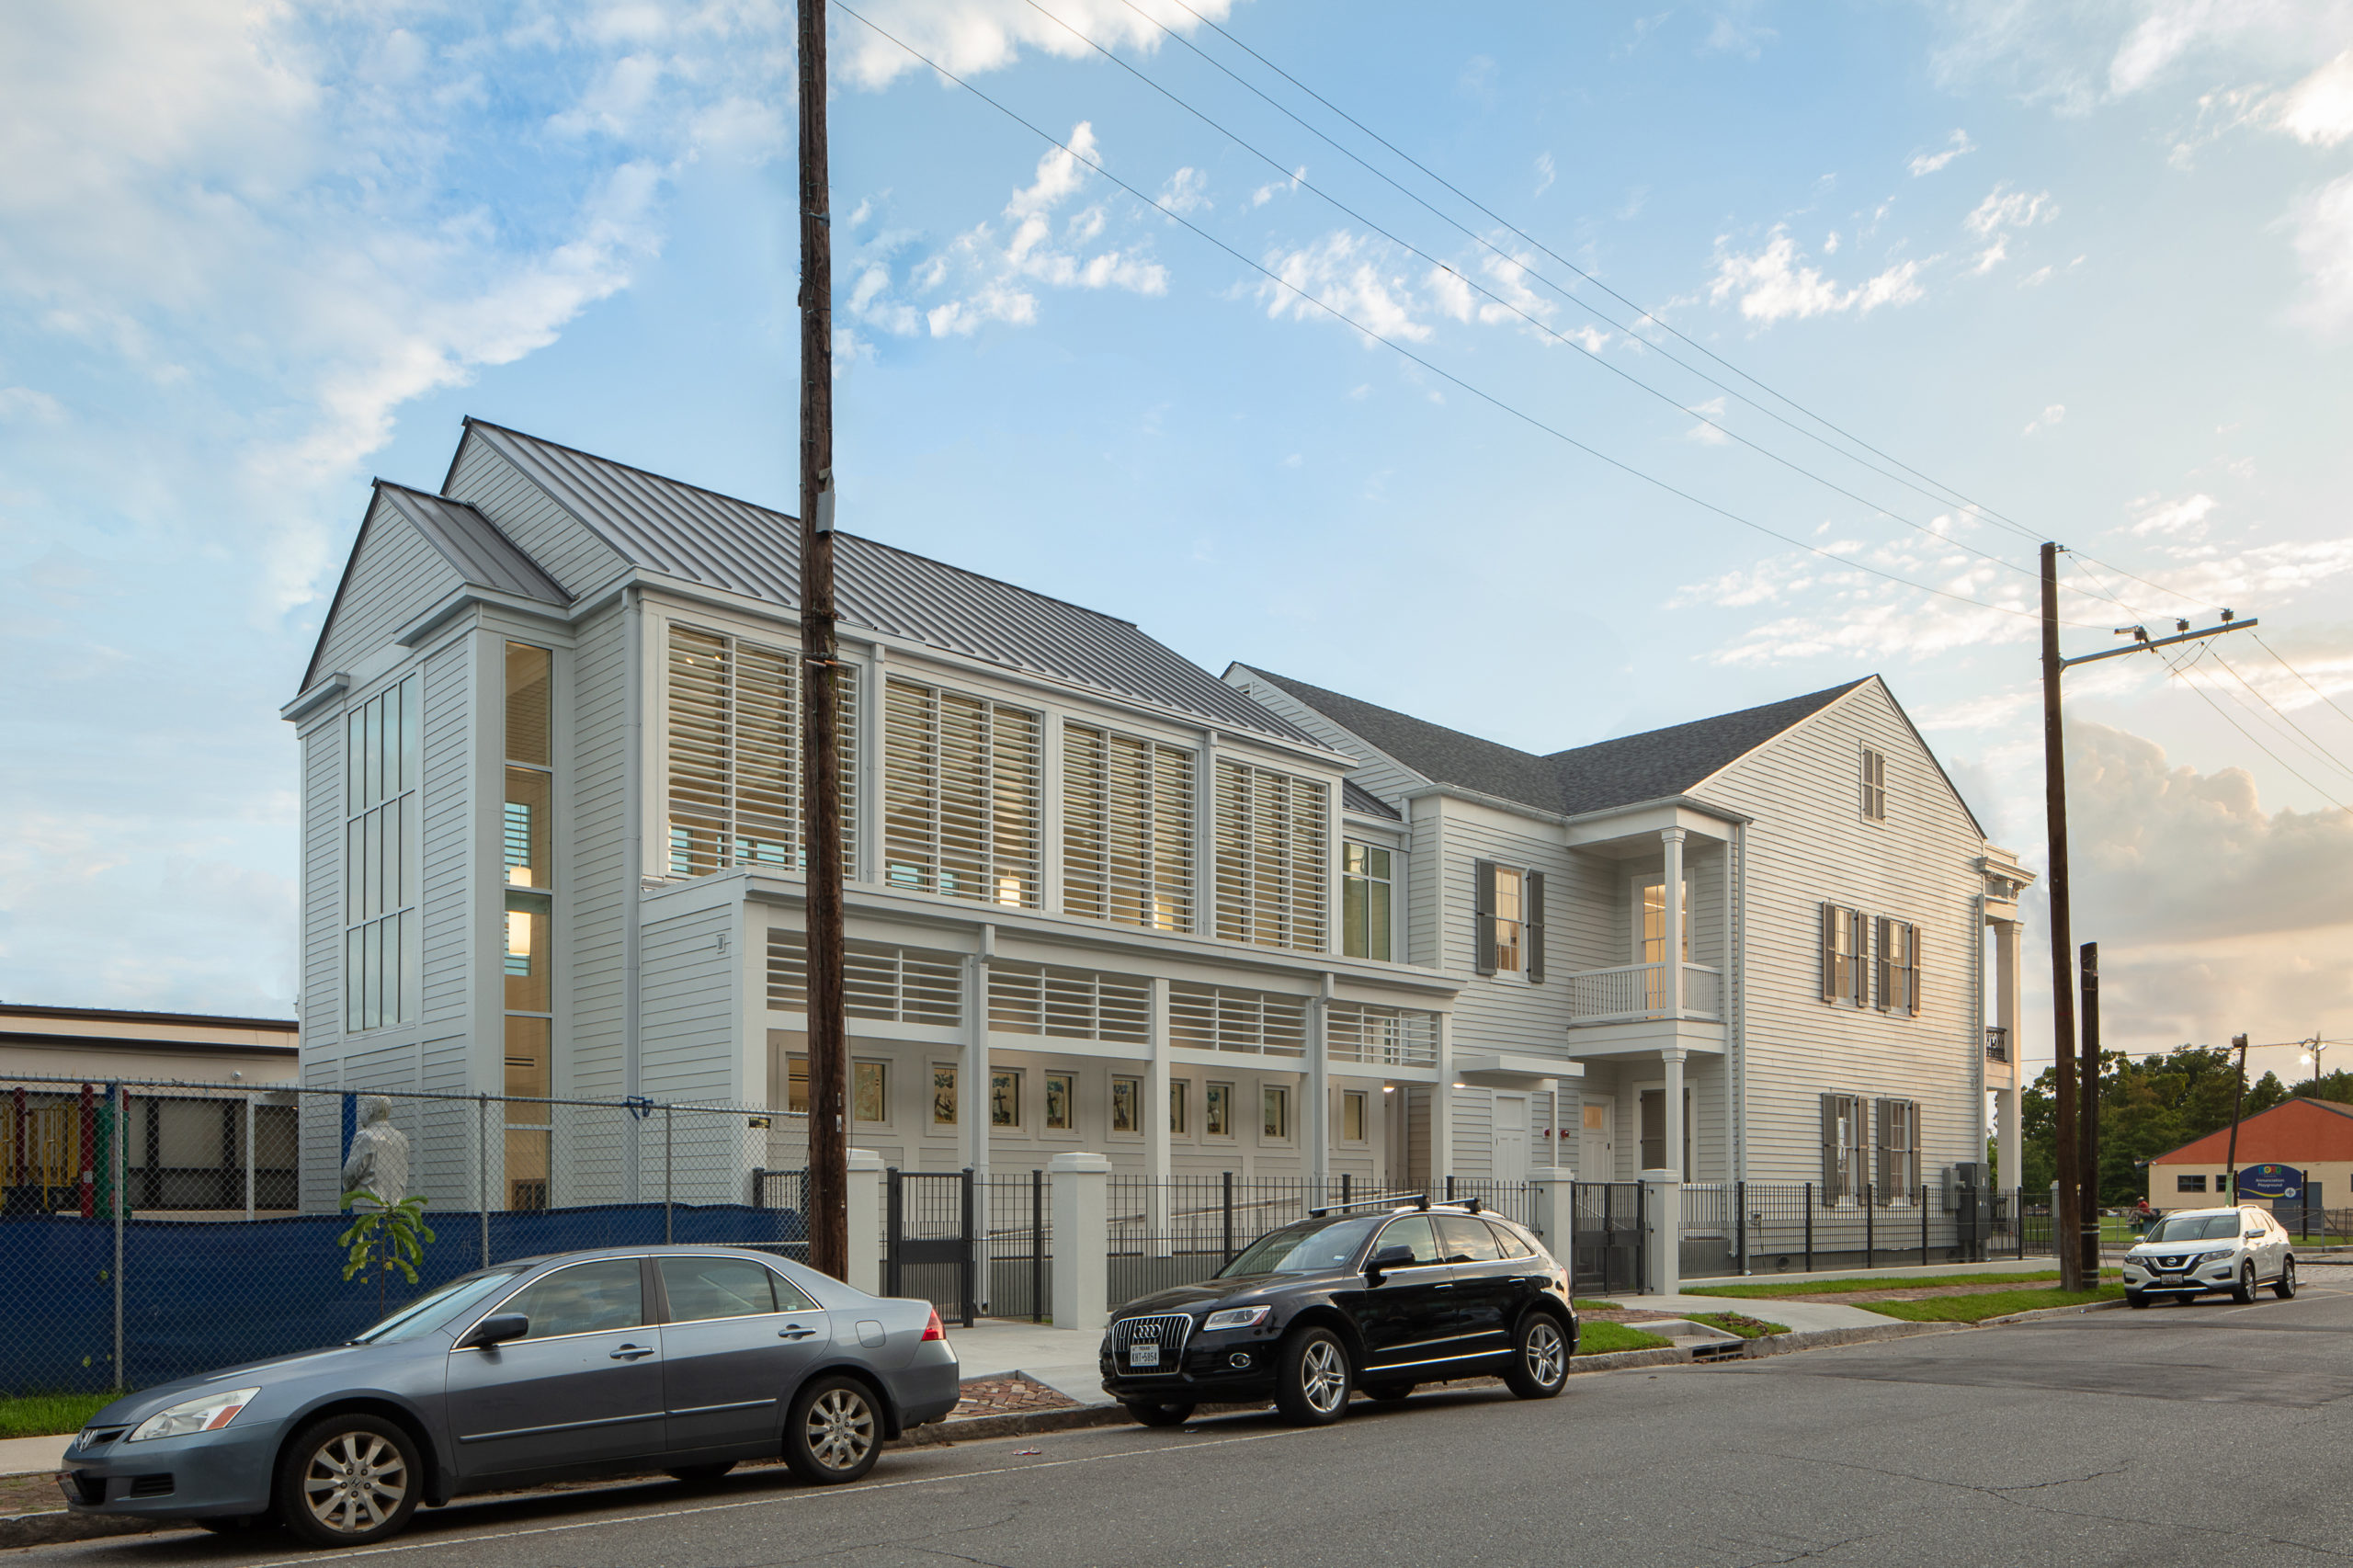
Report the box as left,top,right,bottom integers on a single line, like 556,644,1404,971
4,0,2351,1080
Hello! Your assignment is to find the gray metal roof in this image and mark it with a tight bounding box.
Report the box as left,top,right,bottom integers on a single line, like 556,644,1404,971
1342,779,1403,820
376,483,570,606
1238,665,1870,816
460,420,1317,747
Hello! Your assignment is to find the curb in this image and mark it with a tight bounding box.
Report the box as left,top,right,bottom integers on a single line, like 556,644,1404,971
1973,1297,2131,1327
0,1509,165,1552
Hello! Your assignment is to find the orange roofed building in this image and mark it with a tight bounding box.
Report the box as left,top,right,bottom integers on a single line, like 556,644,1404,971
2148,1096,2353,1211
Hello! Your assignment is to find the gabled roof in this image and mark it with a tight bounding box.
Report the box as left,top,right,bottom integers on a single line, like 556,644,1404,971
1342,779,1403,820
456,420,1316,747
1234,666,1870,817
2150,1096,2353,1166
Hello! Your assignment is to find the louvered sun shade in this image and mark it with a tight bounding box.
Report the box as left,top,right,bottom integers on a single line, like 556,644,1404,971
665,624,858,879
1212,758,1329,953
882,676,1041,907
1063,722,1194,932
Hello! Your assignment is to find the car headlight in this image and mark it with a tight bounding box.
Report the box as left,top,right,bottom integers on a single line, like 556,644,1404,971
1201,1306,1272,1332
2195,1250,2234,1267
127,1388,260,1443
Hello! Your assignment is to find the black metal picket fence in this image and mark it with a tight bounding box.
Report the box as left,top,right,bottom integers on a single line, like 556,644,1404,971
1680,1183,2051,1278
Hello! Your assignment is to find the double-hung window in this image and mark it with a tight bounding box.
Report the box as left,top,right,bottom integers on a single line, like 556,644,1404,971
1874,917,1921,1016
1212,760,1329,952
665,624,858,877
1820,1092,1868,1200
1876,1098,1920,1197
1819,903,1865,1006
1861,747,1888,821
345,673,420,1034
1063,723,1193,931
884,678,1040,907
1341,842,1392,960
1473,861,1544,981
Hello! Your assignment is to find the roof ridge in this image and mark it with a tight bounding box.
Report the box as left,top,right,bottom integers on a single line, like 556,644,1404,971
1240,665,1550,764
1540,677,1873,762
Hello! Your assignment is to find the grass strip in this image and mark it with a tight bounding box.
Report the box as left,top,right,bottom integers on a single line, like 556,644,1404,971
0,1391,119,1440
1679,1311,1789,1338
1576,1321,1673,1355
1684,1269,2117,1300
1862,1285,2125,1323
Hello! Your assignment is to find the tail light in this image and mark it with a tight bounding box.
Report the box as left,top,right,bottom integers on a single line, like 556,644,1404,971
922,1307,946,1342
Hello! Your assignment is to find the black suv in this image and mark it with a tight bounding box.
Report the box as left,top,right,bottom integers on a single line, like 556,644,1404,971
1098,1199,1576,1426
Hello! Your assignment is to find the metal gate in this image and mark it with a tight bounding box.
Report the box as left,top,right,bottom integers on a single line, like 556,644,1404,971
1571,1181,1647,1295
886,1168,975,1326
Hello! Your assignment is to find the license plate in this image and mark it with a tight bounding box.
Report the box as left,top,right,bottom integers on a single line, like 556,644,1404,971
1129,1344,1160,1369
55,1473,79,1506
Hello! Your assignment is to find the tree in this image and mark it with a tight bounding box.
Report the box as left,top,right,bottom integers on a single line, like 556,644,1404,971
2019,1044,2271,1205
339,1189,436,1318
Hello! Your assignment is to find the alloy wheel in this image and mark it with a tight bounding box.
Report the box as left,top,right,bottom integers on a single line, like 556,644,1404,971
1302,1339,1347,1415
803,1386,876,1472
1524,1319,1567,1388
301,1431,408,1536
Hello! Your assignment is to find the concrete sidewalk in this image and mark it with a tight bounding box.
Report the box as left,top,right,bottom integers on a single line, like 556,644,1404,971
1610,1294,1897,1331
0,1435,67,1478
944,1320,1113,1406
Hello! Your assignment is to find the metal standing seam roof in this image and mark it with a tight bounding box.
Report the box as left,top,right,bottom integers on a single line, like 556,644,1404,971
1237,665,1873,817
374,483,570,606
458,420,1319,748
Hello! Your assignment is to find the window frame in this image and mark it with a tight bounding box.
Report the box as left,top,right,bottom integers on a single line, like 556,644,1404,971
1820,903,1866,1006
1473,860,1543,982
1861,745,1889,823
1042,1071,1075,1133
1108,1075,1142,1140
1212,758,1331,954
1821,1091,1868,1203
1875,1097,1921,1199
1062,721,1195,933
343,671,422,1036
1341,1089,1370,1145
662,621,858,880
928,1062,959,1132
1340,840,1393,961
882,676,1041,909
988,1067,1023,1130
1203,1081,1234,1141
1261,1084,1291,1143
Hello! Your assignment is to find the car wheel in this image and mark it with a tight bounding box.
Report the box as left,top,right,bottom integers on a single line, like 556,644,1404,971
2274,1257,2298,1300
2233,1262,2257,1304
275,1414,422,1549
2125,1290,2149,1309
665,1462,736,1484
1273,1326,1352,1426
1121,1401,1195,1427
1362,1383,1415,1403
1504,1312,1572,1399
785,1375,882,1484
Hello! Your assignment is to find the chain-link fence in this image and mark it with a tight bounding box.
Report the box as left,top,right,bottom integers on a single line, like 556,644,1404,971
0,1074,807,1397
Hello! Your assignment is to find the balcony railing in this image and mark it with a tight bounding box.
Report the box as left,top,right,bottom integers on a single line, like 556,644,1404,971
1564,962,1723,1025
1985,1026,2010,1063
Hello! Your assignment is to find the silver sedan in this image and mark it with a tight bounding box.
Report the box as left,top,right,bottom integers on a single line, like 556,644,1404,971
56,1245,960,1548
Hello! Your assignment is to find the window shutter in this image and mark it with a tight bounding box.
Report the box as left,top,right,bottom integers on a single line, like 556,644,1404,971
1873,1097,1892,1192
1525,870,1545,983
1872,916,1890,1011
1820,1092,1841,1192
1820,903,1837,1003
1473,860,1498,975
1905,923,1921,1015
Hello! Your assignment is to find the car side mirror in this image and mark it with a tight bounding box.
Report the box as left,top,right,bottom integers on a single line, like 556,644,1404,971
1367,1244,1415,1279
461,1313,529,1348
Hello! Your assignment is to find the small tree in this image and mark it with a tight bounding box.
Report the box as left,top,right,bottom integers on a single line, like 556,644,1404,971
340,1189,437,1318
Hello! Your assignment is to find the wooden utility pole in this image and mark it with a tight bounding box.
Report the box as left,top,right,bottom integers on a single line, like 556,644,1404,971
2078,941,2100,1276
2040,542,2086,1291
2223,1033,2251,1205
798,0,849,1280
2038,546,2255,1289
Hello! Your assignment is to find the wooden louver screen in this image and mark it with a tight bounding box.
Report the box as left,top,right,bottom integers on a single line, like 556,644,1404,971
882,677,1040,908
1212,759,1329,952
665,625,857,878
1063,723,1194,932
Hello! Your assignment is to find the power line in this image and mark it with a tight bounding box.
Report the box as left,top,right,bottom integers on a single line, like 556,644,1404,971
832,0,2086,628
1020,0,2046,585
2209,651,2353,784
2254,632,2353,733
2160,645,2351,811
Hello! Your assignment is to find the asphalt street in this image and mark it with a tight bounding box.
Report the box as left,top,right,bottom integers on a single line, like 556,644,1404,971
24,1266,2353,1568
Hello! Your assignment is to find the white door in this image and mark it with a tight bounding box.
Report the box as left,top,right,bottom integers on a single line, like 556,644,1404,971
1493,1095,1529,1186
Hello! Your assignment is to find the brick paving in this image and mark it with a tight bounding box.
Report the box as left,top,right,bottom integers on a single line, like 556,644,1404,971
949,1374,1081,1421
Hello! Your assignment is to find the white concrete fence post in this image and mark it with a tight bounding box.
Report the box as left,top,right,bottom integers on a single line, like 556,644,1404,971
1640,1168,1680,1298
1050,1151,1111,1335
1531,1170,1577,1278
846,1149,884,1298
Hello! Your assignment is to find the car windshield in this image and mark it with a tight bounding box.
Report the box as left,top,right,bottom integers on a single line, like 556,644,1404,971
351,1269,526,1344
1217,1215,1385,1278
2145,1213,2242,1243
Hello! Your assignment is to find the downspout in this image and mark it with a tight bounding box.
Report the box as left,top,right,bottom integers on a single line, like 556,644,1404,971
1730,822,1746,1184
623,583,644,1106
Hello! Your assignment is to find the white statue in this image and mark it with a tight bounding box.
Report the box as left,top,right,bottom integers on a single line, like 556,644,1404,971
340,1096,411,1205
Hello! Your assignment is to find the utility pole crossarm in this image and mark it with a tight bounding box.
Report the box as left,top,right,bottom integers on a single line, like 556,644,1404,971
2060,618,2257,668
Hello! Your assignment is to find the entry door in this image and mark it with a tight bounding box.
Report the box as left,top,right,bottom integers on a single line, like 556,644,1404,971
445,1257,666,1480
1637,1088,1693,1177
1492,1096,1529,1186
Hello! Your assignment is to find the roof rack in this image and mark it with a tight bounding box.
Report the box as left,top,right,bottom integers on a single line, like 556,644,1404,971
1307,1193,1430,1218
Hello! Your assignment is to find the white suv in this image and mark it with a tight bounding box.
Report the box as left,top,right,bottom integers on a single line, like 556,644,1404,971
2122,1205,2297,1307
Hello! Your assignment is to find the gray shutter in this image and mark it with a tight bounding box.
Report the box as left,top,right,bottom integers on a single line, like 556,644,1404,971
1872,917,1888,1011
1820,903,1837,1003
1820,1092,1841,1193
1874,1097,1892,1193
1472,859,1497,975
1526,871,1545,983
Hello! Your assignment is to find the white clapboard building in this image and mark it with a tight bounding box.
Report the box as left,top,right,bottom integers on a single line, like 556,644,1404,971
284,419,2030,1210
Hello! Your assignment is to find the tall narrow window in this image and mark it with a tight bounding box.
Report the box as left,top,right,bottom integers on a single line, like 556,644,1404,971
1820,903,1865,1006
503,642,555,1210
1876,1098,1920,1196
1860,747,1888,821
1213,759,1329,953
1474,862,1543,981
1821,1092,1866,1200
344,673,421,1033
1871,918,1920,1015
1341,842,1392,960
665,624,858,879
882,678,1040,907
1063,722,1194,931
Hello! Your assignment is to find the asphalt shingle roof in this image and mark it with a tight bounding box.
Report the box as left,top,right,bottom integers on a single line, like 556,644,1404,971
458,420,1317,747
1238,666,1870,816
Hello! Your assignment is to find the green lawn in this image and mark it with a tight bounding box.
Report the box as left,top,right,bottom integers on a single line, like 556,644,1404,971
1680,1311,1790,1338
1863,1285,2126,1323
1683,1269,2119,1300
0,1391,120,1440
1576,1322,1673,1355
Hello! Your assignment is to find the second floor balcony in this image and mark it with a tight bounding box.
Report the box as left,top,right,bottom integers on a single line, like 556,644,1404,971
1565,961,1724,1025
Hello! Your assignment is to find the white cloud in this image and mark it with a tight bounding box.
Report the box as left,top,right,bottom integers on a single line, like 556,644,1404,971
1534,151,1557,197
1258,232,1431,344
1707,229,1925,323
1908,129,1977,176
2022,403,2065,436
1251,166,1305,208
2276,48,2353,143
2290,171,2353,333
2131,492,2218,537
1966,184,2059,237
837,0,1235,90
1685,395,1731,445
1157,166,1210,215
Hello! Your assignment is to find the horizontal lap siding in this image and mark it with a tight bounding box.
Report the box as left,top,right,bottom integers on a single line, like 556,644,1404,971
312,501,465,679
1222,675,1427,807
301,721,345,1067
640,904,739,1105
444,436,628,599
1437,803,1572,1059
1696,683,1984,1186
568,605,631,1100
421,639,472,1028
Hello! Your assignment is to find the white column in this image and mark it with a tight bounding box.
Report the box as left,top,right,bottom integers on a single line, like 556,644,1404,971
962,948,990,1179
1145,977,1172,1252
1640,1166,1680,1297
1661,1046,1687,1181
846,1148,884,1297
1432,1013,1454,1192
1306,978,1332,1195
1661,827,1687,1017
1049,1151,1111,1334
1532,1169,1576,1270
1995,916,2024,1188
